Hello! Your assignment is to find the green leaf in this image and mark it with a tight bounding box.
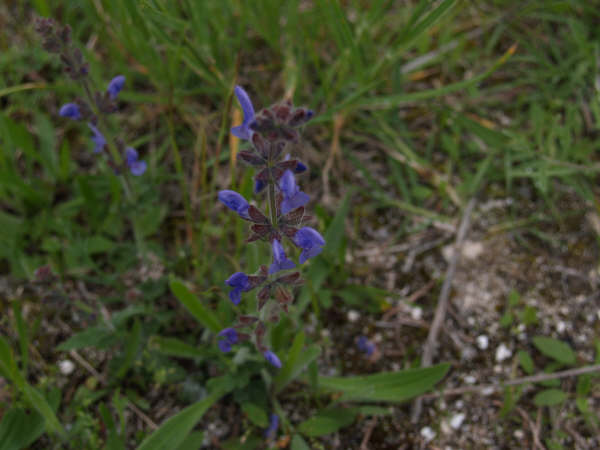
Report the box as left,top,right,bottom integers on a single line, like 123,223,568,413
240,403,268,427
22,385,64,435
517,350,535,375
291,435,311,450
532,336,576,365
0,407,45,450
297,407,357,437
533,389,567,407
148,336,209,359
137,385,230,450
274,331,321,394
318,364,450,402
56,326,116,351
322,190,352,259
115,319,142,379
169,276,222,333
175,431,204,450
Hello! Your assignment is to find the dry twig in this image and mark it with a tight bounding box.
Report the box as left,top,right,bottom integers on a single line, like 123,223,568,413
411,197,477,422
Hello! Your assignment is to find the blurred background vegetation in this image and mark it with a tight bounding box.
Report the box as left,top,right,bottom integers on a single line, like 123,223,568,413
1,0,599,448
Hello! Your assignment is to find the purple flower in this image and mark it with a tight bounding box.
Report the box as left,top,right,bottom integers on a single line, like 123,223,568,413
218,190,250,219
279,170,309,215
217,327,238,353
269,239,295,274
294,227,325,264
107,75,125,99
59,103,81,120
357,336,375,356
231,85,255,140
264,350,282,368
264,414,279,439
87,123,106,153
225,272,251,305
254,179,266,194
284,154,307,174
125,147,147,176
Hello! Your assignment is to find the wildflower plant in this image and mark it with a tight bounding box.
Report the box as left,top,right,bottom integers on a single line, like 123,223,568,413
218,86,322,368
35,17,147,253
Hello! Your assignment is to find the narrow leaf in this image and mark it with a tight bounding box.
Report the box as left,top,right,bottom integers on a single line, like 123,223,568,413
318,364,450,402
169,275,222,333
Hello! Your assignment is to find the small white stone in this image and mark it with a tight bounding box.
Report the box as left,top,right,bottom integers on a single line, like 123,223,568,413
482,387,495,396
462,241,484,260
467,316,475,326
420,426,436,442
476,335,489,350
347,310,360,322
517,323,526,332
411,307,423,321
495,343,512,362
440,420,451,435
450,413,466,429
556,321,566,333
514,429,524,439
455,400,464,409
58,360,75,375
464,375,476,384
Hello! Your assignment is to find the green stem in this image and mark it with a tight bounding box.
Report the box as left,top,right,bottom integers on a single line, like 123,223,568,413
268,179,277,228
79,78,145,258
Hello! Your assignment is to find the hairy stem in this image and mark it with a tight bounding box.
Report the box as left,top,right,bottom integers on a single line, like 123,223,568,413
268,176,277,228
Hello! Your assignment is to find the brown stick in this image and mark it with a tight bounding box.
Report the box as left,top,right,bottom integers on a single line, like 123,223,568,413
69,350,158,430
420,364,600,399
411,197,477,422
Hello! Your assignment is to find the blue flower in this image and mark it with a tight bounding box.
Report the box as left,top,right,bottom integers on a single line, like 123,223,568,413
125,147,147,176
293,227,325,264
279,170,309,215
225,272,251,305
264,350,282,368
231,85,255,140
107,75,125,99
59,103,81,120
357,336,375,356
284,154,307,174
217,327,238,353
269,239,295,274
254,179,266,194
218,190,250,219
264,414,279,440
87,123,106,153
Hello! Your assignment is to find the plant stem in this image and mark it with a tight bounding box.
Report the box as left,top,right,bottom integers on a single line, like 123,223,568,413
268,179,277,228
79,78,145,258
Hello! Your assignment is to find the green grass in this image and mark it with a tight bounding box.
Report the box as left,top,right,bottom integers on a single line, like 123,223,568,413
1,0,599,448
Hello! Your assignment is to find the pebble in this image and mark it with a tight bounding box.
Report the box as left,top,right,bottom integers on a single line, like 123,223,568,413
476,335,489,350
495,343,512,362
347,310,360,322
420,426,436,442
450,413,466,429
58,360,75,375
514,430,524,439
464,375,477,384
462,241,484,260
556,321,566,333
411,307,423,321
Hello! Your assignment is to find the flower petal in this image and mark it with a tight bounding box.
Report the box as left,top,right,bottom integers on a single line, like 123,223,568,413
59,103,81,120
107,75,125,99
263,350,282,368
234,85,255,124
